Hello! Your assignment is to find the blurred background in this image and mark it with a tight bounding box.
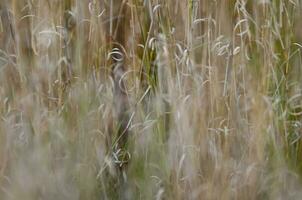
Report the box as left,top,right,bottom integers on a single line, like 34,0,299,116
1,0,302,199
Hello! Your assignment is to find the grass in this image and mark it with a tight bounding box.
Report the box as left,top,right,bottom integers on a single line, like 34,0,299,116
1,0,302,199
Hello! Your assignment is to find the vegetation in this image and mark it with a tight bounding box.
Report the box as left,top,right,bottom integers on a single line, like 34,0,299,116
1,0,302,199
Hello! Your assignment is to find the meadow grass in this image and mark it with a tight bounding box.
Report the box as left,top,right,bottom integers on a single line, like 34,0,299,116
1,0,302,199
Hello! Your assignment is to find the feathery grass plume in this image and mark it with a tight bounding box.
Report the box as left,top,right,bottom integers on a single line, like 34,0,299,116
1,0,302,199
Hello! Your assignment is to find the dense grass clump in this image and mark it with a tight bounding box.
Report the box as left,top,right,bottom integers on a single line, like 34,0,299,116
1,0,302,199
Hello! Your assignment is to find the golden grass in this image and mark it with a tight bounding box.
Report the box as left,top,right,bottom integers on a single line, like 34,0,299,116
1,0,302,199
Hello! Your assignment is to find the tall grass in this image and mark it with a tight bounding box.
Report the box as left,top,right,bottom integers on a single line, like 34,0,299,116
1,0,302,199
